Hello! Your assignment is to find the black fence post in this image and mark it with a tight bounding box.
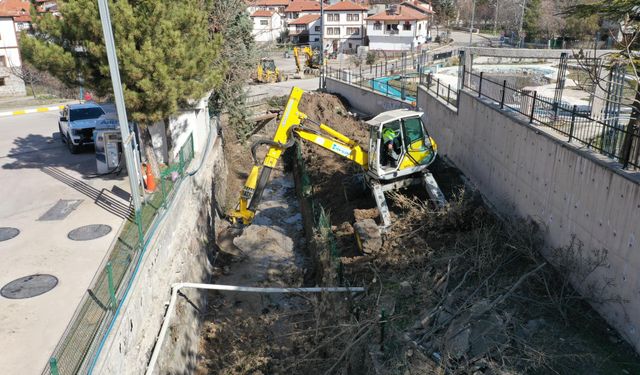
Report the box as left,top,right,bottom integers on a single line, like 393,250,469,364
569,105,577,142
447,84,451,104
437,78,440,98
620,124,637,169
530,91,537,124
478,72,484,98
500,80,506,109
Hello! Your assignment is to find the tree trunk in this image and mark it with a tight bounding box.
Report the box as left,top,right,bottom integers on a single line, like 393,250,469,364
138,124,162,185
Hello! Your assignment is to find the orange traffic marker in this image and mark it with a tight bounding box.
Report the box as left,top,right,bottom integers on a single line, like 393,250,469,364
142,163,156,192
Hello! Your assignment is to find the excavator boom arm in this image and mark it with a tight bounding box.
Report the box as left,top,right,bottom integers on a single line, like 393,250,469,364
229,87,368,224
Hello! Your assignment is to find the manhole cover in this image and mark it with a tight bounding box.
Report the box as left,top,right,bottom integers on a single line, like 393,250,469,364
1,274,58,299
68,224,112,241
0,227,20,242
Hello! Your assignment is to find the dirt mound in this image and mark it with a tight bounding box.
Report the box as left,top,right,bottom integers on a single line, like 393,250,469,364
299,92,368,144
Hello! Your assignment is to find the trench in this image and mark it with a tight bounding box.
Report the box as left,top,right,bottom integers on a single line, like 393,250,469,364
192,91,640,375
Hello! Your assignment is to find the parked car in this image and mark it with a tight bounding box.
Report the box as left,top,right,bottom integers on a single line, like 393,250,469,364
58,103,107,153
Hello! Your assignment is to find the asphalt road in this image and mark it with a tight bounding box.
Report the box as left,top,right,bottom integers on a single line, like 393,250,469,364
0,110,130,374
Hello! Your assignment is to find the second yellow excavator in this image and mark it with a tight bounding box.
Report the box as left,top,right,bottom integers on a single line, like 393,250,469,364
229,87,446,240
293,46,321,76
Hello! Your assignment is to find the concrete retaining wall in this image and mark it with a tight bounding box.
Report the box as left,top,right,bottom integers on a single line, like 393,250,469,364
418,86,640,352
92,128,227,374
325,77,414,116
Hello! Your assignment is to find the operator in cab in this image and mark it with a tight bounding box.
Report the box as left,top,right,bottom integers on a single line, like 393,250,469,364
382,126,401,168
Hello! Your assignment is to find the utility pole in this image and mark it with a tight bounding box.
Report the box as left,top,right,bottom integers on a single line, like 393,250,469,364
519,0,526,48
469,0,476,46
97,0,143,217
319,0,324,89
493,0,499,35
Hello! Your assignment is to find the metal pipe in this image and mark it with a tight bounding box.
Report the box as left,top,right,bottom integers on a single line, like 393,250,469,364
145,283,365,375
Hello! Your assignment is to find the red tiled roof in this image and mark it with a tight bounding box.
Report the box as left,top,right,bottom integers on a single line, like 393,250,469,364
402,1,435,14
0,0,31,20
288,13,320,24
254,0,291,6
366,6,428,21
251,9,276,17
285,0,320,13
324,1,368,11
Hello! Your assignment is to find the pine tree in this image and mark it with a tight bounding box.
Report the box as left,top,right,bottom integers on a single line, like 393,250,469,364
208,0,257,141
20,0,223,168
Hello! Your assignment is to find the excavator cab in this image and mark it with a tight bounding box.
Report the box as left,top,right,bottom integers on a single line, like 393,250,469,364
366,109,437,181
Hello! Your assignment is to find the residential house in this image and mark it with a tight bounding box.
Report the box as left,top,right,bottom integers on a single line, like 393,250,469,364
0,0,31,32
366,4,430,51
287,13,322,47
251,10,285,43
323,1,368,54
0,16,26,96
35,0,60,16
248,0,292,15
0,0,32,96
284,0,320,21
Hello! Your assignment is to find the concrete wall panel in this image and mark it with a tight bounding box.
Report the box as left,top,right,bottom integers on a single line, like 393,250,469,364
416,86,640,352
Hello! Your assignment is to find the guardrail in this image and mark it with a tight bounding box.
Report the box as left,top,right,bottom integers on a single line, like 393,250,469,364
462,70,639,170
420,73,458,107
43,133,196,375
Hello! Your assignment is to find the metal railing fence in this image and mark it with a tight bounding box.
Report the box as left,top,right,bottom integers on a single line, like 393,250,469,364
462,70,639,169
43,133,196,375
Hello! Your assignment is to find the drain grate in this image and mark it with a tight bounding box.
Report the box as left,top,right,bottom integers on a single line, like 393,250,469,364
1,274,58,299
0,227,20,242
68,224,112,241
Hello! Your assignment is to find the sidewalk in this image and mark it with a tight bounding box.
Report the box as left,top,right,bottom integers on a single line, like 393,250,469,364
0,96,76,117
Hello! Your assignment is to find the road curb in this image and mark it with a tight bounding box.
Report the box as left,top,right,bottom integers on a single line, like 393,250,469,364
0,105,65,118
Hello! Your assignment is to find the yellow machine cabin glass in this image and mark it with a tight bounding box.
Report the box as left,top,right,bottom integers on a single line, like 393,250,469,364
399,117,435,169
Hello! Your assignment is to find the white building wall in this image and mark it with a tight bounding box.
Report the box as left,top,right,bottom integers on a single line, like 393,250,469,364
366,19,429,51
323,10,366,53
252,13,284,43
0,17,26,96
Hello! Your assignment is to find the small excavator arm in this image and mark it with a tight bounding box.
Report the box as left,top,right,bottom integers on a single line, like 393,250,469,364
293,47,302,73
229,87,368,224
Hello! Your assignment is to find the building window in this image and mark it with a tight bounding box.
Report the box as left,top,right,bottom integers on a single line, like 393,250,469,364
418,23,422,30
346,27,359,35
314,37,320,41
296,25,306,31
315,26,320,31
0,56,5,67
403,22,411,31
347,13,359,21
327,13,339,22
327,27,340,35
0,77,5,86
373,22,382,30
349,43,353,49
260,20,268,26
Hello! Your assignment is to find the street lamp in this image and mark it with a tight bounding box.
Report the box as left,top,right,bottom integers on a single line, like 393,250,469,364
519,0,526,48
469,0,476,46
97,0,143,219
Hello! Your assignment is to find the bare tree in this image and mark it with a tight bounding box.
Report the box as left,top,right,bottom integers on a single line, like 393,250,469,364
8,61,43,98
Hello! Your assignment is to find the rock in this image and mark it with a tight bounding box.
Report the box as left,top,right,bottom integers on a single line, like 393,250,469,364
353,208,379,221
399,281,413,297
444,322,471,360
353,219,382,253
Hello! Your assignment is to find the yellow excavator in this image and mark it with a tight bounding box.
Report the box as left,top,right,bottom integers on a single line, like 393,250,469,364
293,46,321,76
229,87,446,238
256,58,283,83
